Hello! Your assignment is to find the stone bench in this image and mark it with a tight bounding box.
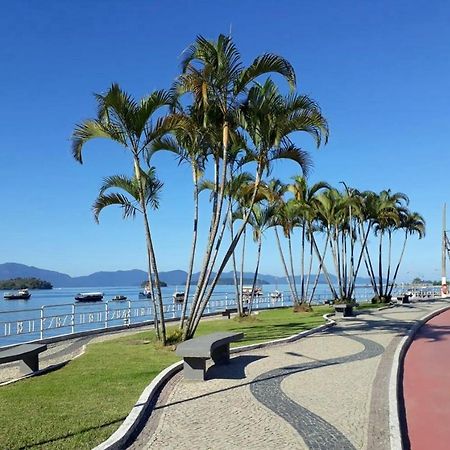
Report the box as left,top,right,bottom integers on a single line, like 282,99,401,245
334,304,355,317
221,307,248,319
0,344,47,375
176,331,244,381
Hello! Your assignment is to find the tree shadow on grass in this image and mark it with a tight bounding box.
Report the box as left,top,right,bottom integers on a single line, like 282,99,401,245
19,416,126,449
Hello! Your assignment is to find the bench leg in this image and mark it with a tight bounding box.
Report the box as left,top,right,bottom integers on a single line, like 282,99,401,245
183,357,207,381
211,344,230,365
20,354,39,374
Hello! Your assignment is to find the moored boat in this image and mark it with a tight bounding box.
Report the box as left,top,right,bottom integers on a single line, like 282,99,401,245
3,288,31,300
75,292,104,302
111,295,127,301
270,290,282,300
172,291,185,303
242,286,263,297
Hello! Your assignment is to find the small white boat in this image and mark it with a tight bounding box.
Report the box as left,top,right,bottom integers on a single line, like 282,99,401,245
270,290,282,300
4,288,31,300
172,291,185,303
75,292,104,302
139,284,152,299
242,286,263,297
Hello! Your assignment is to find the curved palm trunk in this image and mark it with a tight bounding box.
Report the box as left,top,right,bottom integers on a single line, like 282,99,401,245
274,227,297,301
308,235,330,305
311,234,337,299
378,233,384,298
239,227,247,315
229,206,242,316
388,234,408,297
134,157,166,343
304,228,314,299
300,222,306,301
248,236,262,314
288,234,300,304
184,123,229,340
359,223,378,296
187,169,262,337
180,169,199,329
384,230,393,298
348,221,371,299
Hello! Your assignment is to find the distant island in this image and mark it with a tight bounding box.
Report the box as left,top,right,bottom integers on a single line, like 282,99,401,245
0,262,372,288
0,277,53,290
140,280,167,288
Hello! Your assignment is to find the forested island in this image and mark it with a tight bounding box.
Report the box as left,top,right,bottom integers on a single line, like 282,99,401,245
0,277,53,290
141,280,167,288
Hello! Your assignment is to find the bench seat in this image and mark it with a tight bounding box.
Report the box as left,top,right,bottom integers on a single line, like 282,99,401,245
0,344,47,375
176,331,244,381
221,307,248,319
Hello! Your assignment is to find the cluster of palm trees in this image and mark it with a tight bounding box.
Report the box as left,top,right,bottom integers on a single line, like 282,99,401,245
228,180,425,315
71,33,423,344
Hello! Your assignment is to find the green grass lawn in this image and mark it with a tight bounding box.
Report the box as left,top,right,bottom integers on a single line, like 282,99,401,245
0,306,332,449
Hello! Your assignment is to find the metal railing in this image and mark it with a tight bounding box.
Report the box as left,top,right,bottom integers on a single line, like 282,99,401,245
0,288,384,348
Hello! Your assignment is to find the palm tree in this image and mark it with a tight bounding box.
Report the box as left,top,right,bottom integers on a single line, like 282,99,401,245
387,211,425,297
71,84,173,343
371,190,409,301
92,169,164,337
246,204,275,313
175,34,328,339
287,176,331,302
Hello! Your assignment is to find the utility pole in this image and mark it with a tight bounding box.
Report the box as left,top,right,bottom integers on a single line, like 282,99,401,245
442,203,448,296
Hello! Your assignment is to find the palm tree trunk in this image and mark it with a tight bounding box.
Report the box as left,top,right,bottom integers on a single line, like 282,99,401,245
229,205,242,315
239,226,247,314
311,234,337,299
378,233,384,298
274,227,297,301
248,236,262,314
180,168,199,330
185,123,229,339
308,235,330,305
288,234,299,304
300,221,306,301
384,230,393,298
304,227,314,299
134,157,166,343
388,234,408,297
187,168,262,337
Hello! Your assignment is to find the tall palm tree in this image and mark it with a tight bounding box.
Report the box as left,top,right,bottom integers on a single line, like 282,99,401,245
176,34,328,339
92,169,163,337
71,84,173,343
288,176,331,301
387,211,425,297
246,204,275,313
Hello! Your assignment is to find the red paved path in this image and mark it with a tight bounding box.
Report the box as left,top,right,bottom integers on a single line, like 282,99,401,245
403,307,450,450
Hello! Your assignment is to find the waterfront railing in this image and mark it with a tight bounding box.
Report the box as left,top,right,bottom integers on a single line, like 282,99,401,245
0,287,440,348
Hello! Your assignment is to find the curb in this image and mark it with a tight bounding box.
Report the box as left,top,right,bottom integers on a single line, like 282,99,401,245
92,360,183,450
93,312,336,449
389,304,450,450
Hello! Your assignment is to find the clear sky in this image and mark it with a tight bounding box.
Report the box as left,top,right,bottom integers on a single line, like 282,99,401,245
0,0,449,281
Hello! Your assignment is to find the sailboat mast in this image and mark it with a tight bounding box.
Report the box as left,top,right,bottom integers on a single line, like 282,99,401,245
442,203,447,295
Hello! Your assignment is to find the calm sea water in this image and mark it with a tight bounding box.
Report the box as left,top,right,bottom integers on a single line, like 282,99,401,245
0,284,378,347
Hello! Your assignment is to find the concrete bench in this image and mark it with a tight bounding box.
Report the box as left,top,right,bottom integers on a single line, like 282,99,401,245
334,304,355,317
221,307,248,319
176,331,244,381
0,344,47,375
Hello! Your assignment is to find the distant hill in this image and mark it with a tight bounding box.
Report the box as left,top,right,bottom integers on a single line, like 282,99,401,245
0,262,371,288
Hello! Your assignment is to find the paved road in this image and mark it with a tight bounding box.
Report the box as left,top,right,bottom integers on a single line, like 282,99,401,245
130,301,448,450
403,306,450,450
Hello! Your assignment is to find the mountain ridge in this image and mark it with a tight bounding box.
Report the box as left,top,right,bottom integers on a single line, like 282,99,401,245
0,262,371,287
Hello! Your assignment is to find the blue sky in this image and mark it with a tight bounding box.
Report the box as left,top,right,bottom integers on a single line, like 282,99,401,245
0,0,449,281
